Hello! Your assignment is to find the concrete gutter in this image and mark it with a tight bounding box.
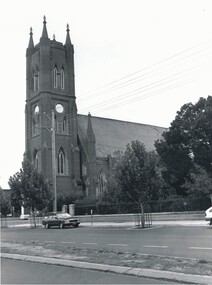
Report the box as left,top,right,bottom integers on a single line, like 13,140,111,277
2,253,212,284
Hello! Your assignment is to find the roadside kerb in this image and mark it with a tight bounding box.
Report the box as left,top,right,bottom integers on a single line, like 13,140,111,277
2,253,212,284
4,220,208,228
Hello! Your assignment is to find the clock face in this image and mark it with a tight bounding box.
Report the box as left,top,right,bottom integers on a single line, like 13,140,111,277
55,103,64,113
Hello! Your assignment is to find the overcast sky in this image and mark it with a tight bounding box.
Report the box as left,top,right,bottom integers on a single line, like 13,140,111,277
1,0,212,188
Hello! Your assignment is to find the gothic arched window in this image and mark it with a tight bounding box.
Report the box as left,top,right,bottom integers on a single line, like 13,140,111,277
34,150,39,170
53,66,58,88
33,72,39,91
57,148,65,175
32,105,39,135
98,170,107,197
61,67,65,90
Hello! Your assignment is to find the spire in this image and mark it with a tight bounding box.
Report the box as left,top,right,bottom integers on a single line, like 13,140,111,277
86,113,95,142
41,15,48,38
28,27,34,49
65,24,72,45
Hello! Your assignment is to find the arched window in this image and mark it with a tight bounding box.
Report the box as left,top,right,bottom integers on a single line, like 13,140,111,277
37,70,39,90
53,66,58,88
98,170,107,197
33,68,39,91
58,148,65,174
61,67,65,90
32,105,39,135
34,150,39,170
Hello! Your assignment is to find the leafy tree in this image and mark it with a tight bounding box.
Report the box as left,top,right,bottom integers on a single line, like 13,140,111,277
9,157,53,228
0,187,12,217
96,152,124,214
57,188,85,212
155,96,212,196
182,164,212,207
114,140,162,227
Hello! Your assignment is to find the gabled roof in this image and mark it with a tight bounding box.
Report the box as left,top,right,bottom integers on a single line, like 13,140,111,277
77,114,167,158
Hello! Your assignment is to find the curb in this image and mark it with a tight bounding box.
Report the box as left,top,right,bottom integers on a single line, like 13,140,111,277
4,220,208,229
2,253,212,284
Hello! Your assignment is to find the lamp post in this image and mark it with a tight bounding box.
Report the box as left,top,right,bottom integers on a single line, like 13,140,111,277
51,110,57,212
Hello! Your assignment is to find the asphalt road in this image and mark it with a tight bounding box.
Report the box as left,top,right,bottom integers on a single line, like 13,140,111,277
1,224,212,260
1,258,172,284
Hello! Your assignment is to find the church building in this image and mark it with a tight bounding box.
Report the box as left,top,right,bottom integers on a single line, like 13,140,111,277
25,17,166,203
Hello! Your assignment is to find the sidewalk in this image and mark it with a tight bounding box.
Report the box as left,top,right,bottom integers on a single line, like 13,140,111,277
2,252,212,284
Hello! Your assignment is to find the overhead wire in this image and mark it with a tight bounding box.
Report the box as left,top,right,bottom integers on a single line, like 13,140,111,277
79,56,212,113
78,38,212,100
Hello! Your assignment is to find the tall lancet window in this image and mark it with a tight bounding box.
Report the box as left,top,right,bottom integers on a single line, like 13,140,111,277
53,66,58,88
33,69,39,91
61,67,65,90
57,148,65,175
34,150,39,171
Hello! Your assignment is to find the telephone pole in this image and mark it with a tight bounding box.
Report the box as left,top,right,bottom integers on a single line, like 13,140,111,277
52,110,57,212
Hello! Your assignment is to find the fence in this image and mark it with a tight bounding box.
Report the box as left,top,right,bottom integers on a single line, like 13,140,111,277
75,197,211,215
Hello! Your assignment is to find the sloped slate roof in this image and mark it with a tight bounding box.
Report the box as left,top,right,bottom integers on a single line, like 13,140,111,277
77,114,167,158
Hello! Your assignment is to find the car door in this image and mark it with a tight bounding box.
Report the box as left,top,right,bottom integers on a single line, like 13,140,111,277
47,215,56,226
51,215,59,226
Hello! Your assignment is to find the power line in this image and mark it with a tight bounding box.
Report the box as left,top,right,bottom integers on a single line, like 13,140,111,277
78,38,212,100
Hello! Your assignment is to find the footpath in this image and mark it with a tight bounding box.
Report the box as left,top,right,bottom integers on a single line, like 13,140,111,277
1,218,212,284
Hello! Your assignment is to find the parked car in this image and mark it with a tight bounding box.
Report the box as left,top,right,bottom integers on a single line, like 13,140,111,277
42,212,80,229
205,207,212,225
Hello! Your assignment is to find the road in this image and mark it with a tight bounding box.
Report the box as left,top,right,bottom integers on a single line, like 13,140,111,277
1,224,212,260
1,258,172,284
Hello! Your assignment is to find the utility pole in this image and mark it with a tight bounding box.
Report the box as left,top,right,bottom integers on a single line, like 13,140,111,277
52,110,57,212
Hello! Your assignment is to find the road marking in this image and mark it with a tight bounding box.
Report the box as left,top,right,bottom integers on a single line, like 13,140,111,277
43,240,55,243
189,247,212,250
60,241,76,244
83,242,97,245
108,243,128,247
143,245,168,248
126,225,164,230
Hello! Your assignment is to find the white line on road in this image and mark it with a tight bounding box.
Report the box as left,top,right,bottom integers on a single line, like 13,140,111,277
107,243,128,247
143,245,168,248
60,241,76,244
43,241,55,243
189,247,212,250
83,242,97,245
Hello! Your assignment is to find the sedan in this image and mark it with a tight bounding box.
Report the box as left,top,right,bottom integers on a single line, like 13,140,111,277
42,212,80,229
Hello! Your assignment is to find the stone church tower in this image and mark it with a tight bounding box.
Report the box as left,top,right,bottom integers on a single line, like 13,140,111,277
25,17,82,202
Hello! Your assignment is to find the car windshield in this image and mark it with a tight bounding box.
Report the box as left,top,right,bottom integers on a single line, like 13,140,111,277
57,213,71,219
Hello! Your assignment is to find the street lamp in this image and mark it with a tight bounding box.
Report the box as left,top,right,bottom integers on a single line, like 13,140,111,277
51,110,57,212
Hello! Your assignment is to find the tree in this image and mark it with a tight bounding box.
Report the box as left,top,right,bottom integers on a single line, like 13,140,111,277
0,187,11,217
9,157,53,228
182,164,212,208
57,188,85,211
155,96,212,196
114,140,162,227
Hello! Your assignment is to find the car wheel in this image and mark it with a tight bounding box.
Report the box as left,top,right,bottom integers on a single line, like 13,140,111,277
59,222,64,229
45,223,49,229
210,219,212,226
74,224,79,228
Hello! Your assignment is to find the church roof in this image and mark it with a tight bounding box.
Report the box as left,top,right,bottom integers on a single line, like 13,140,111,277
77,114,167,158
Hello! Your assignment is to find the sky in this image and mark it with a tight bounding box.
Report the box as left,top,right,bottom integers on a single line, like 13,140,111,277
1,0,212,188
